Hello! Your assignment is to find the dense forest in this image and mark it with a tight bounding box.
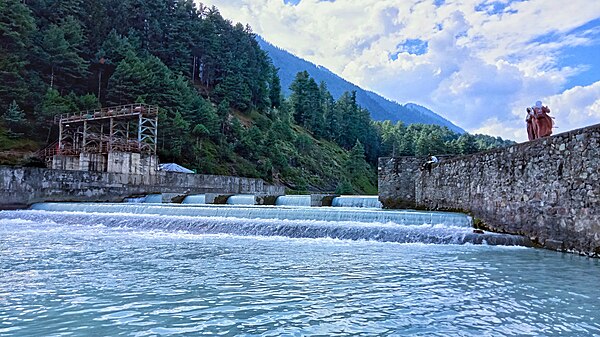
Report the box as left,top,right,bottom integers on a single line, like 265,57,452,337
0,0,514,193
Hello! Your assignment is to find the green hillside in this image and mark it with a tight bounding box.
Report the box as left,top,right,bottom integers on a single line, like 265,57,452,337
258,37,466,134
0,0,514,193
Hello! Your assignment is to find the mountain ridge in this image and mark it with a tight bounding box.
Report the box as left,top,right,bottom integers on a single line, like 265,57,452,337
258,37,465,134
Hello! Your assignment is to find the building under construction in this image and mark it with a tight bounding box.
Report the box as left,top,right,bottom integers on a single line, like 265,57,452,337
47,104,159,175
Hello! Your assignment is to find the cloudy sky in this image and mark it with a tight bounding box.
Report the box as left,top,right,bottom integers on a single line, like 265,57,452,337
197,0,600,141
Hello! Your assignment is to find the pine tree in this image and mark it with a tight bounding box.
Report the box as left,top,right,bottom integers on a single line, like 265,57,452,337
335,179,354,194
35,89,76,138
320,81,337,141
335,91,359,148
36,18,89,91
47,0,84,24
345,140,368,175
0,0,36,109
456,133,478,154
77,94,101,111
269,66,282,109
289,71,310,126
214,73,252,112
305,77,324,137
2,100,26,138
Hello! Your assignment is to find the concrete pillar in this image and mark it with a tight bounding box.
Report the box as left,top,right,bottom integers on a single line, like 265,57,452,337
205,193,234,204
310,194,339,207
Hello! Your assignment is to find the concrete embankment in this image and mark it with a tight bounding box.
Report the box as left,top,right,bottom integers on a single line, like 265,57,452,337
0,166,285,209
379,123,600,256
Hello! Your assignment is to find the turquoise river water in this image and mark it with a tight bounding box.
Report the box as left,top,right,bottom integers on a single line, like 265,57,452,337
1,203,599,336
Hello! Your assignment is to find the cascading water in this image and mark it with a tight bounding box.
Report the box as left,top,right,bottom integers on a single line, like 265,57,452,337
31,203,473,227
143,194,163,203
226,194,256,205
182,194,206,204
124,194,162,203
21,202,533,246
275,195,311,206
331,195,382,208
1,210,529,246
124,196,146,203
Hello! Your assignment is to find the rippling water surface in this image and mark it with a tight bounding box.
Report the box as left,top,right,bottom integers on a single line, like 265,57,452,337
1,218,600,336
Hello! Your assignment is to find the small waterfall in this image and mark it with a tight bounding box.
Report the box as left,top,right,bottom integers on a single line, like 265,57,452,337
31,203,472,227
124,195,162,203
1,210,532,247
332,196,382,208
144,194,163,203
276,195,311,207
124,197,146,203
226,195,256,205
182,195,206,204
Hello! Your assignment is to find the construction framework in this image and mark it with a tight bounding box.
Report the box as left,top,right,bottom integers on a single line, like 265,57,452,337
53,103,159,157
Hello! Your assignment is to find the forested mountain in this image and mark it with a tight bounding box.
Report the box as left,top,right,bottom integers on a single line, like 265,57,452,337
0,0,513,193
258,38,465,134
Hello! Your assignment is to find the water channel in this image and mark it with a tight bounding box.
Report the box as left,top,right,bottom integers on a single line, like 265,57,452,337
1,198,599,336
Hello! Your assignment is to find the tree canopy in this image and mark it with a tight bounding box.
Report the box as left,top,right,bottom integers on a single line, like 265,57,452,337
0,0,514,193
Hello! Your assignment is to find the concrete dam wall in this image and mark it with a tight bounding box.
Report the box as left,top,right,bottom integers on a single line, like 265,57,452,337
379,123,600,256
0,166,285,209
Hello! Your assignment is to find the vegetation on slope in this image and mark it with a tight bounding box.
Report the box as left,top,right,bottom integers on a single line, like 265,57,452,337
0,0,514,193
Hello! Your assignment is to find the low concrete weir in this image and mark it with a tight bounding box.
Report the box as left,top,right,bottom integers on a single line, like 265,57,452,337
378,123,600,256
332,195,382,208
5,207,528,246
31,202,475,227
0,166,284,208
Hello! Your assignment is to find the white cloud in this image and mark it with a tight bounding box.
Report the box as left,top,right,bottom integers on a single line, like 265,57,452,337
544,81,600,131
196,0,600,141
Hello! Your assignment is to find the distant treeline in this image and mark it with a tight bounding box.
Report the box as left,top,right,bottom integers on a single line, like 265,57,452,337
0,0,514,192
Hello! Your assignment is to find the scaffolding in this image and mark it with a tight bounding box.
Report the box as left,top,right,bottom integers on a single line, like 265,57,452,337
53,104,159,157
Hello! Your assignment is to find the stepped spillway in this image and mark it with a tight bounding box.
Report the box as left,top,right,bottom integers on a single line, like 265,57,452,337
275,195,312,206
332,195,382,208
31,203,472,227
17,202,532,246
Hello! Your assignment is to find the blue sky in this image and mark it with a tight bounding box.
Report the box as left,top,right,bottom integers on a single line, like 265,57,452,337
200,0,600,141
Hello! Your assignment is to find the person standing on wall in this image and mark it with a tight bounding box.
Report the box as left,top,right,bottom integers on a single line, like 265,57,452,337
422,155,438,173
527,101,554,140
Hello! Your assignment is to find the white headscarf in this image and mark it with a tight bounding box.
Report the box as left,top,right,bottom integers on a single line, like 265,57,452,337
535,101,542,108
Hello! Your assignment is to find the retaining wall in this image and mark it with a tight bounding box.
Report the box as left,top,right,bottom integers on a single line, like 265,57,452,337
379,123,600,256
0,166,285,208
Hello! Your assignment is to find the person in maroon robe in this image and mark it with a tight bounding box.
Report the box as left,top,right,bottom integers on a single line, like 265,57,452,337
532,101,554,138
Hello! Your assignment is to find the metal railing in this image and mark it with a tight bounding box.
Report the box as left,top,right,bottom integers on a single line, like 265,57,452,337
54,103,159,124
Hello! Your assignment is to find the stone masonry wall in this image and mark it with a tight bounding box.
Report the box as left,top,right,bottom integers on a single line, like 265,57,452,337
378,156,423,209
0,166,285,208
412,123,599,256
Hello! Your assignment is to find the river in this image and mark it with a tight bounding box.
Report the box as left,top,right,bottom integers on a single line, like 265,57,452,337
0,201,598,336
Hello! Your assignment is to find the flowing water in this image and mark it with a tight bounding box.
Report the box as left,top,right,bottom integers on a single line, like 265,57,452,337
227,195,257,205
275,195,312,207
332,195,382,208
181,195,206,205
29,203,474,228
1,203,599,336
124,194,163,204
